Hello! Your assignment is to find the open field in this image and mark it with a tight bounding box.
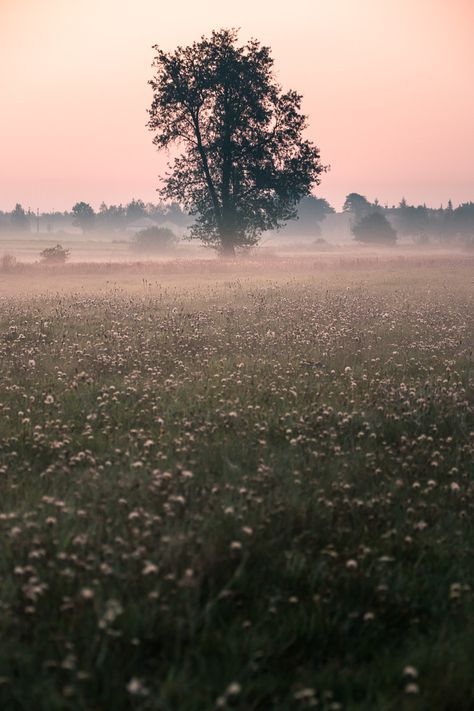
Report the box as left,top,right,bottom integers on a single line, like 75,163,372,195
0,256,473,710
0,233,472,266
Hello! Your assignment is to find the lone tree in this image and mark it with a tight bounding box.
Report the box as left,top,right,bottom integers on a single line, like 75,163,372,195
148,29,326,255
352,212,397,245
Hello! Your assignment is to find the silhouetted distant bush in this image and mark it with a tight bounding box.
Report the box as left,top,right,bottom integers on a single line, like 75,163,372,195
352,212,397,245
131,226,177,253
40,244,71,264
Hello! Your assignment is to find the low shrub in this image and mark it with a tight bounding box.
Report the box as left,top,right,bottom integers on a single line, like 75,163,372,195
40,244,71,264
131,226,177,253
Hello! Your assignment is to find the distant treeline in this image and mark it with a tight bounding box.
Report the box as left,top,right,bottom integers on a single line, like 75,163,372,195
1,195,473,244
340,194,474,245
0,200,191,235
279,194,474,245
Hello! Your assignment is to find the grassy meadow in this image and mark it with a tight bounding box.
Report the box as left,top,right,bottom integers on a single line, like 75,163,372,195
0,255,473,710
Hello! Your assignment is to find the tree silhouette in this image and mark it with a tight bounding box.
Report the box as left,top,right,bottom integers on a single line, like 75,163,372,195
343,193,372,222
352,212,397,245
72,202,95,232
283,196,335,236
452,202,474,243
396,200,429,241
126,199,147,222
132,226,177,253
148,29,326,255
98,203,127,231
10,203,30,233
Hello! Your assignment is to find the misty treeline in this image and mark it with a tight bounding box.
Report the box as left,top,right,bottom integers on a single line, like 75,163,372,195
0,200,190,236
1,195,473,246
342,194,474,246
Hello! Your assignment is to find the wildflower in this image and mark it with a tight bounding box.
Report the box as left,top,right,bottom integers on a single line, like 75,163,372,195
226,682,241,697
413,521,428,531
142,562,159,576
98,599,124,629
294,688,316,700
80,587,95,600
403,665,419,679
449,583,462,600
126,678,149,696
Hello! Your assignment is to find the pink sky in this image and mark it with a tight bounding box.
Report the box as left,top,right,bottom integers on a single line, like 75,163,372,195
1,0,473,211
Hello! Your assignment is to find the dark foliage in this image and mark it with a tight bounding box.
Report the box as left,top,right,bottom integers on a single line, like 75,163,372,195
451,202,474,243
10,203,30,233
132,226,177,253
126,199,147,222
148,29,326,254
343,193,372,221
282,196,335,236
72,202,95,232
98,202,127,231
352,211,397,244
40,244,71,263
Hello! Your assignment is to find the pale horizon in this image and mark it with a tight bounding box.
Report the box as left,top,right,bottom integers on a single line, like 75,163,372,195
1,0,473,212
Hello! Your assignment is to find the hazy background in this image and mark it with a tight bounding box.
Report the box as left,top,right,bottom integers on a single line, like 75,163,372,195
1,0,473,212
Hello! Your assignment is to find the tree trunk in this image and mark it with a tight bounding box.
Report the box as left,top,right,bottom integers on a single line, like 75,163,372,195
220,239,236,257
219,87,236,259
220,226,236,256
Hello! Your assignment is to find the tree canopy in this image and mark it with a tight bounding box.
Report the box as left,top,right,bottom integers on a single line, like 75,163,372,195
288,196,335,236
343,193,372,221
148,28,326,254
